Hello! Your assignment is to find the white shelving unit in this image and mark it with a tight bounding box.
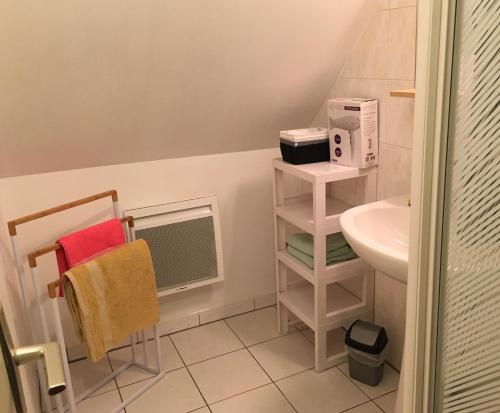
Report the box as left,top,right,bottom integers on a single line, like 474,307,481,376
273,159,377,372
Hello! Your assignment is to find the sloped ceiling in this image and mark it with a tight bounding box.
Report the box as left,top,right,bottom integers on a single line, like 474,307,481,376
0,0,376,177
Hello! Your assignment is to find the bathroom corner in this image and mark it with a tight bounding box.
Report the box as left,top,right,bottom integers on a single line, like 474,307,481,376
312,0,417,370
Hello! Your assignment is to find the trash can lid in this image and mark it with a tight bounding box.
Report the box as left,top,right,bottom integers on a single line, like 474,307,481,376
345,320,388,355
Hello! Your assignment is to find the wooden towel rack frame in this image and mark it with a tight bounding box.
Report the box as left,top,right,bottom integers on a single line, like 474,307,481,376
7,190,166,413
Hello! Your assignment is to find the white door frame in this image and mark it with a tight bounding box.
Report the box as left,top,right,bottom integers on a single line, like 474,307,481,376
404,0,457,411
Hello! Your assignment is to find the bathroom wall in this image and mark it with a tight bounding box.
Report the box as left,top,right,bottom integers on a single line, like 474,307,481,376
0,148,284,358
0,0,379,178
311,0,417,369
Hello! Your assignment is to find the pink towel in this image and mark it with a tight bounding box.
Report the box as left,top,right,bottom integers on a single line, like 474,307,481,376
56,218,126,296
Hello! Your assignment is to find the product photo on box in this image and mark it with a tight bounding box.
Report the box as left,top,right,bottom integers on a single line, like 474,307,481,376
328,98,378,168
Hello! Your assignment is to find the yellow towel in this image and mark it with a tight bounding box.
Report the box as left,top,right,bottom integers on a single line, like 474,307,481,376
63,239,160,362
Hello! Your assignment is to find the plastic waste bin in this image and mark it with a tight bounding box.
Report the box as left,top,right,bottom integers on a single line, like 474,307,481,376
345,320,388,386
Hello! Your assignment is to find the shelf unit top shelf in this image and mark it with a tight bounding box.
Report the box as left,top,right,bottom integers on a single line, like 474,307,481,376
273,158,377,184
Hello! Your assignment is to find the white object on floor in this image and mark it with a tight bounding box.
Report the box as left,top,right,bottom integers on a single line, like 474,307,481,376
119,368,206,413
69,357,117,398
107,335,183,387
73,390,122,413
9,190,167,413
273,158,377,371
7,190,124,412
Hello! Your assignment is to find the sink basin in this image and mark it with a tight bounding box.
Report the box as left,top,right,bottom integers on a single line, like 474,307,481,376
340,196,410,283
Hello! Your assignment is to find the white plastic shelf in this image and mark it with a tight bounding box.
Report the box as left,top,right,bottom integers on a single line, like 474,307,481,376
276,195,352,235
279,282,367,330
273,158,377,184
273,157,376,372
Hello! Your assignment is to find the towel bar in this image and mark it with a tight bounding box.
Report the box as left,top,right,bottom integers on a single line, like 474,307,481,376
6,190,165,413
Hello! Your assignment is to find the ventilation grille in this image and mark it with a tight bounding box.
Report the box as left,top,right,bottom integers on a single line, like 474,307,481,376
126,196,224,296
136,217,218,292
437,1,500,411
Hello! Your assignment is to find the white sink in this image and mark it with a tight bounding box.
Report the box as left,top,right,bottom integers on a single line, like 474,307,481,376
340,196,410,283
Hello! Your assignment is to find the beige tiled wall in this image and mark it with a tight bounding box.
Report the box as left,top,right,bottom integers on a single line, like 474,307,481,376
312,0,417,370
313,2,416,201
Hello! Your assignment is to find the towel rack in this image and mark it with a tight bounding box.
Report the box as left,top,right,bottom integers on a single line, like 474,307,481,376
7,190,166,413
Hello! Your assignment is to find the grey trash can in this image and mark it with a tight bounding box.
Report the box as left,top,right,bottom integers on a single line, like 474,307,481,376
345,320,388,386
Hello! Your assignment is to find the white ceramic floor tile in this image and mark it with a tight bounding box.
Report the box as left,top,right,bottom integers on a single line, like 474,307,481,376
276,368,368,413
249,332,314,380
69,356,117,398
190,408,211,413
338,362,399,399
199,299,254,324
119,368,205,413
108,335,183,387
188,349,270,404
171,321,244,365
210,384,294,413
226,307,291,346
302,328,346,358
374,391,397,413
345,401,384,413
74,390,122,413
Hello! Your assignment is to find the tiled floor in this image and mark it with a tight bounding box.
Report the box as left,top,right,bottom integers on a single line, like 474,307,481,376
68,306,398,413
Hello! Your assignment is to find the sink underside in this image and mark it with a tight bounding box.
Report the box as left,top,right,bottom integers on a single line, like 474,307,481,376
340,196,410,283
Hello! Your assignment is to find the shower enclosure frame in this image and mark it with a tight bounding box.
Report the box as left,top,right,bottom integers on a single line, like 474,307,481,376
404,0,489,411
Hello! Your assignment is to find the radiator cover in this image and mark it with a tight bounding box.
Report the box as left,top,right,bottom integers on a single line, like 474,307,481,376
125,196,224,296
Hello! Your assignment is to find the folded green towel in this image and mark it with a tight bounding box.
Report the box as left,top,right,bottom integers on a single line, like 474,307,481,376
286,244,357,269
286,232,348,257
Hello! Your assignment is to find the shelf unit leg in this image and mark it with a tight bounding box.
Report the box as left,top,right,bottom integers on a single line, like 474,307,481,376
277,262,289,334
312,182,327,372
278,303,289,334
274,168,288,334
315,329,327,372
314,285,327,372
312,182,326,272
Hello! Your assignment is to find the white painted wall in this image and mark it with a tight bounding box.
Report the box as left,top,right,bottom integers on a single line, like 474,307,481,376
0,0,378,177
0,148,283,347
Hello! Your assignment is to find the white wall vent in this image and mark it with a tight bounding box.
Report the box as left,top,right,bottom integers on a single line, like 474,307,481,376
125,196,224,297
